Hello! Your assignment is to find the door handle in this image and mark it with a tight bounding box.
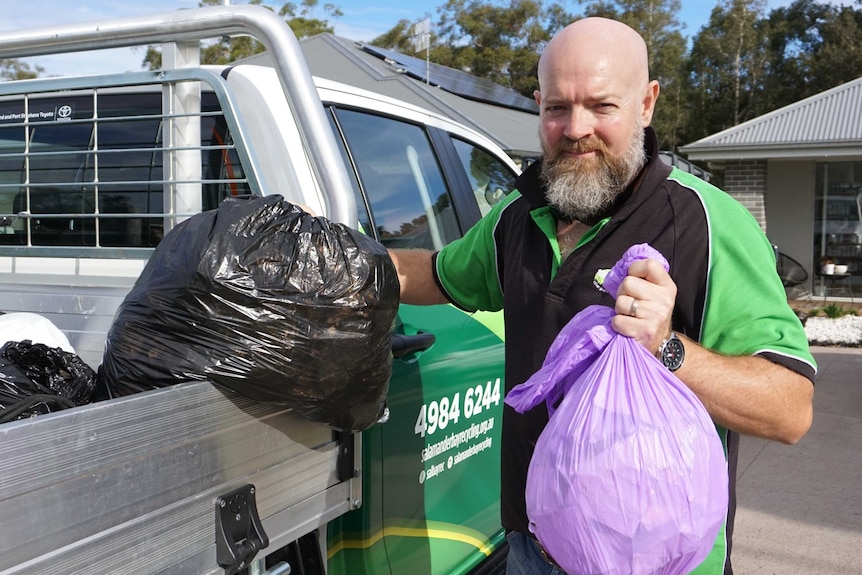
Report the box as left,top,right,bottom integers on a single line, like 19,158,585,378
391,332,436,358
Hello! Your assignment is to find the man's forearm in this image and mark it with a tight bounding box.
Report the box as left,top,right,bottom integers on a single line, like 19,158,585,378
675,335,814,444
388,249,449,305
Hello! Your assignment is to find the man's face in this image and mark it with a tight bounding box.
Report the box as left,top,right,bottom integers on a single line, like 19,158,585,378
535,41,651,160
539,119,644,222
534,46,655,221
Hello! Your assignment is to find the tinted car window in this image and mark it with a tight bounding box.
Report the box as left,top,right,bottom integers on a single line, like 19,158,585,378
450,137,516,217
331,108,460,250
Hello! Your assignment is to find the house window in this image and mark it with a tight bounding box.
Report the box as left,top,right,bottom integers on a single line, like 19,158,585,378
813,162,862,296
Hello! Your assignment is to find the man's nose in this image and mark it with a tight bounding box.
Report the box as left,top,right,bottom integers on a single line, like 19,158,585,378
563,108,595,141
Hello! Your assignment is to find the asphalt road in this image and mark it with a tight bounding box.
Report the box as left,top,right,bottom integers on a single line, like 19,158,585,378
732,347,862,574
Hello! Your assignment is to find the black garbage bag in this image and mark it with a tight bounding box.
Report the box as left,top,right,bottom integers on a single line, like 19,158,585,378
0,340,97,424
98,195,400,432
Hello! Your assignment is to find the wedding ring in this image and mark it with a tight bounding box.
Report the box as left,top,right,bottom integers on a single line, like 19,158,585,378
629,298,640,317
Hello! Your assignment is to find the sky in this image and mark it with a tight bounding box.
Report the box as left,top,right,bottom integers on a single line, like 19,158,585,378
0,0,832,77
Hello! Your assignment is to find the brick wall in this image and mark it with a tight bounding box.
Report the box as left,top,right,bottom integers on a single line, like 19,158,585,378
721,159,768,232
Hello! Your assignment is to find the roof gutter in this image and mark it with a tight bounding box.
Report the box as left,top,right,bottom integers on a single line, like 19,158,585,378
681,141,862,162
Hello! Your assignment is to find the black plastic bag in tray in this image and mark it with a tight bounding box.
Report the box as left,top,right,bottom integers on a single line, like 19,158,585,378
98,195,400,432
0,340,96,424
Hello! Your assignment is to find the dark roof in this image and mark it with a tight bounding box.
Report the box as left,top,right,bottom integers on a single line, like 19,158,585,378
242,33,541,158
359,44,538,114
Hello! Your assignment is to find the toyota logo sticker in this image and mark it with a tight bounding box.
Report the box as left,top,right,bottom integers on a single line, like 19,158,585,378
0,102,75,124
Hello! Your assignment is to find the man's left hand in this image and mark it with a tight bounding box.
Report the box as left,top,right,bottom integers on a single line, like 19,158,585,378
611,258,677,355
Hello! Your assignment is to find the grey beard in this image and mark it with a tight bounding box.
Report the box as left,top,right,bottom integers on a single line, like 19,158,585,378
542,129,646,222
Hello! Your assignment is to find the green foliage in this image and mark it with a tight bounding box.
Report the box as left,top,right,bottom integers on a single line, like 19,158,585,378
685,0,770,142
373,0,573,97
683,0,862,145
0,59,44,81
821,303,856,318
281,0,342,39
806,5,862,93
369,19,415,52
762,1,862,113
142,0,342,69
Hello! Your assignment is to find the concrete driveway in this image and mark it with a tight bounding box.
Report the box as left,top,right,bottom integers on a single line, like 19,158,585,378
733,347,862,574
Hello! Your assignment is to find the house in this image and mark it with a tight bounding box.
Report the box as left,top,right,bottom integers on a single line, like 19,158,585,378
680,77,862,299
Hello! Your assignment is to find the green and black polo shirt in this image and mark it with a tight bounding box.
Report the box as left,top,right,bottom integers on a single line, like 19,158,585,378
432,127,816,575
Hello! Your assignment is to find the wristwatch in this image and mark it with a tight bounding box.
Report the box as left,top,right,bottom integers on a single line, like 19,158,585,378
658,332,685,372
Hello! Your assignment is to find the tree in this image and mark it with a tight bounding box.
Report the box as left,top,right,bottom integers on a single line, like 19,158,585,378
281,0,343,39
369,19,416,53
143,0,342,69
686,0,769,141
761,0,830,111
807,3,862,93
0,59,43,81
371,0,573,98
751,0,862,118
435,0,573,96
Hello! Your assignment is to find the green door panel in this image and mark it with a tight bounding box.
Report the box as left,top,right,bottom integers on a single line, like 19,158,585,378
327,303,506,575
387,304,505,575
327,422,389,574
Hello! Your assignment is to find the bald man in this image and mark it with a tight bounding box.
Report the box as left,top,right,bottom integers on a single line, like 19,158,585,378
389,17,815,575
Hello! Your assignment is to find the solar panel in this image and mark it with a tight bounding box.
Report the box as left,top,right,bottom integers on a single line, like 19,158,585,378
362,45,539,115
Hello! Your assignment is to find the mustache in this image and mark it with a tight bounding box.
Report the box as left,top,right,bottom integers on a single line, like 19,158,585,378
550,137,607,157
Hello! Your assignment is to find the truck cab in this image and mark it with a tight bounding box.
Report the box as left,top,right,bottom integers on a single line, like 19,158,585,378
0,6,518,575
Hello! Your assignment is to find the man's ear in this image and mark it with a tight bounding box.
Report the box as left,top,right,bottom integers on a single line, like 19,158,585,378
641,80,660,127
534,89,542,107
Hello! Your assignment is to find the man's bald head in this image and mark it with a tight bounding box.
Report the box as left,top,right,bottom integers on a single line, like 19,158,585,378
532,17,660,222
538,18,651,96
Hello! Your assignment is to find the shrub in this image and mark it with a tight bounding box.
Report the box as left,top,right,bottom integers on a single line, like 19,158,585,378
821,303,855,318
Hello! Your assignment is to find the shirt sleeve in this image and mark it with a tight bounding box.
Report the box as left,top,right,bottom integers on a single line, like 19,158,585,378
697,184,817,380
433,192,522,312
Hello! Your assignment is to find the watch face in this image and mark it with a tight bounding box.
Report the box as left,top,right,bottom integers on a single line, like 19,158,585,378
661,336,685,371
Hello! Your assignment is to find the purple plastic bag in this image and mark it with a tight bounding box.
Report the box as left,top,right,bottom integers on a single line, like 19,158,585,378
506,244,728,575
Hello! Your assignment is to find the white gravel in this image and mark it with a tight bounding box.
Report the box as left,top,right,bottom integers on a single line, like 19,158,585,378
804,315,862,346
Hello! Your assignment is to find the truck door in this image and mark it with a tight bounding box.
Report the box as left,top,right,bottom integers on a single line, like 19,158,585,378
325,106,516,575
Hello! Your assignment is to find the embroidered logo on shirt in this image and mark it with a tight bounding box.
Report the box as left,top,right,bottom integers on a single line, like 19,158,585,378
593,268,611,293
